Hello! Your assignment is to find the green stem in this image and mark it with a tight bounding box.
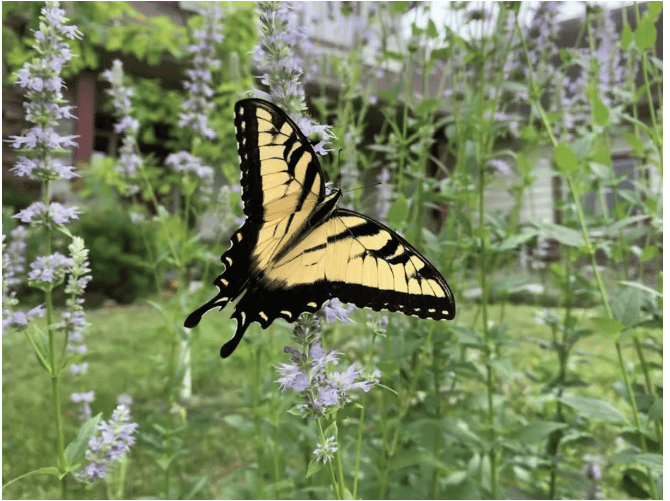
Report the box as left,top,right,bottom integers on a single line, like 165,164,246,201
252,345,265,499
43,180,67,499
633,336,662,449
633,4,662,169
316,419,341,500
353,405,365,499
431,329,443,499
477,120,497,501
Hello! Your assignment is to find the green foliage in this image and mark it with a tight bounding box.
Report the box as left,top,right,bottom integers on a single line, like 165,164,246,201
73,207,154,304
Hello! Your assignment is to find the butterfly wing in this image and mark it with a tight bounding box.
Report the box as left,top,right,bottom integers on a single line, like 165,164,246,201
185,99,329,353
261,208,455,322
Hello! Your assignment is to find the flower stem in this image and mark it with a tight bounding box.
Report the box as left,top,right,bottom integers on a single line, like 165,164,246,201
43,179,67,499
352,405,364,499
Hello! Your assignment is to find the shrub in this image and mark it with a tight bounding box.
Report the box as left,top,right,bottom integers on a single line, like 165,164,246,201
74,207,154,304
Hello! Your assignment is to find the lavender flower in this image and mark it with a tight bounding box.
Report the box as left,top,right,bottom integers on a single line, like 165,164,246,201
116,393,133,407
177,2,224,140
487,159,511,175
2,227,28,307
3,305,46,333
366,313,389,336
313,435,337,464
7,0,81,183
165,151,214,199
28,252,73,287
14,202,78,226
102,60,142,181
71,390,95,421
323,298,355,324
254,1,332,152
75,405,139,484
276,315,379,418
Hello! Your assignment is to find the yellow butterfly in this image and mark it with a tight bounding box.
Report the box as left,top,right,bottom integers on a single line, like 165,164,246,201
185,99,455,357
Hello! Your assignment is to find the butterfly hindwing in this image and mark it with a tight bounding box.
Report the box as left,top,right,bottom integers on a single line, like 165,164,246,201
185,98,456,358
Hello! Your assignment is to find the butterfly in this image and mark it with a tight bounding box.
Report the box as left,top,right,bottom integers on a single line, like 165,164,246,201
184,98,455,358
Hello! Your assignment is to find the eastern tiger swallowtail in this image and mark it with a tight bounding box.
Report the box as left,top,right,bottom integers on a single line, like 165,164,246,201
185,98,455,358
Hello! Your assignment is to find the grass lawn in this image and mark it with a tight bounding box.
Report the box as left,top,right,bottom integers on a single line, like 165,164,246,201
2,299,661,499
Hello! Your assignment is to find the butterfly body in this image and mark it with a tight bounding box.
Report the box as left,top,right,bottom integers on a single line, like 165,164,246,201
185,99,455,358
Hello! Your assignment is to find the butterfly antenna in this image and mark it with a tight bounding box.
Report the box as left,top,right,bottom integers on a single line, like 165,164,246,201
341,182,381,195
337,148,343,190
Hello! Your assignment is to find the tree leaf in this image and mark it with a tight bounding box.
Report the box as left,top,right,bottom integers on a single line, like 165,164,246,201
559,395,627,423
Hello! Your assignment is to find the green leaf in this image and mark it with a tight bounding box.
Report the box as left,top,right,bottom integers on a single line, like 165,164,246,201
323,421,338,439
591,316,625,335
641,244,659,261
514,421,568,444
415,99,441,116
306,459,325,478
388,194,409,227
634,453,663,474
64,413,103,467
621,24,633,49
648,398,662,421
2,467,60,489
623,131,644,156
554,143,578,174
617,281,662,299
646,2,663,21
24,324,52,374
494,231,537,251
180,475,209,500
431,47,450,60
610,286,641,328
539,222,584,247
635,17,656,51
427,19,439,38
589,162,611,180
390,1,411,14
559,395,627,423
593,97,610,126
223,414,254,434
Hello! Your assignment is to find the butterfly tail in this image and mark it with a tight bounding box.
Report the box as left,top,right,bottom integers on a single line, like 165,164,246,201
184,292,232,328
221,307,253,358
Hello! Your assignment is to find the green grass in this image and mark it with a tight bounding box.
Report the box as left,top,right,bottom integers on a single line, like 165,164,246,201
2,299,661,499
